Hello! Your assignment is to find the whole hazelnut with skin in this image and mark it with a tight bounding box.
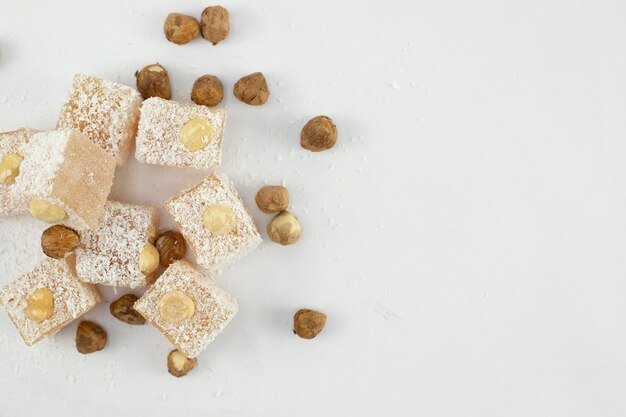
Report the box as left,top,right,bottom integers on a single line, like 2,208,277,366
191,75,224,107
300,116,338,152
135,64,171,100
163,13,200,45
233,72,269,105
255,185,289,213
200,6,230,45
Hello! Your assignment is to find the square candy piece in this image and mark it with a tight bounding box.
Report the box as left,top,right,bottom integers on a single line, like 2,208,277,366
75,200,160,288
57,74,142,166
0,258,101,346
135,97,226,169
0,128,37,216
165,173,262,271
15,129,116,230
134,260,238,358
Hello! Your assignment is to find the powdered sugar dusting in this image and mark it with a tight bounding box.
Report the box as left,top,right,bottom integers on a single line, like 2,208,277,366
133,260,238,358
0,128,37,216
0,258,101,346
165,173,262,271
135,97,226,169
75,200,159,288
57,74,142,165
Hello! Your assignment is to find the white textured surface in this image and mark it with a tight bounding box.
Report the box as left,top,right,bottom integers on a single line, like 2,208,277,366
0,128,36,215
1,0,626,416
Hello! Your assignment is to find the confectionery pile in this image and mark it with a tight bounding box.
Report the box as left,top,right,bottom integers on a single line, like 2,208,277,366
0,6,334,377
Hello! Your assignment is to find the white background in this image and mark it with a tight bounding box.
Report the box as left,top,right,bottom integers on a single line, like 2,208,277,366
1,0,626,415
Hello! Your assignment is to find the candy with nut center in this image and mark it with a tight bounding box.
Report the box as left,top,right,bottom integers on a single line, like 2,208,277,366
0,128,37,216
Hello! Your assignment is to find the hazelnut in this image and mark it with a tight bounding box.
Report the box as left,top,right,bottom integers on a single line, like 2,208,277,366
41,225,80,259
255,185,289,213
29,199,66,223
167,349,197,377
139,243,160,275
110,294,146,325
76,321,107,354
159,290,195,323
191,75,224,107
0,153,23,185
156,230,187,267
233,72,269,105
200,6,230,45
202,204,237,235
301,116,338,152
267,211,301,245
25,288,54,323
293,309,326,339
135,64,171,100
179,117,214,152
163,13,200,45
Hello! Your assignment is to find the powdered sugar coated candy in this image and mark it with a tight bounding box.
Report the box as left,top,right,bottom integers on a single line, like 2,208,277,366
75,200,160,288
133,260,238,358
165,172,262,271
135,97,226,169
0,258,101,346
57,74,142,166
15,129,115,230
0,128,37,216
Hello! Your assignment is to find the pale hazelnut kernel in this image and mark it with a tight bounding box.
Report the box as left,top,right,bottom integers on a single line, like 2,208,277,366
179,117,214,152
163,13,200,45
159,290,195,323
168,349,198,377
26,288,54,323
255,185,289,213
29,199,66,223
202,204,237,235
0,153,23,185
135,63,172,100
139,243,160,275
268,211,302,245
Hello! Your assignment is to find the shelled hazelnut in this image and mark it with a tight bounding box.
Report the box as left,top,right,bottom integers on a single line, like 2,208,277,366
168,349,197,377
267,211,301,245
135,64,171,100
202,204,237,235
159,290,195,323
163,13,200,45
179,117,214,152
25,288,54,323
29,199,66,223
191,75,224,107
139,243,160,275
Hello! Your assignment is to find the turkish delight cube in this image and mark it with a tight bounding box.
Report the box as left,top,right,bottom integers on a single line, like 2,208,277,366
57,74,142,166
0,258,101,346
133,260,238,358
75,200,160,288
135,97,226,169
165,172,261,271
15,129,115,230
0,128,37,216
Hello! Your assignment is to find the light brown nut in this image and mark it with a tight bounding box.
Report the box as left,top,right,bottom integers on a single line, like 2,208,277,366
0,153,23,184
76,321,107,354
110,294,146,325
163,13,200,45
156,230,187,267
301,116,338,152
233,72,269,105
191,75,224,107
293,309,327,339
202,204,237,235
136,64,172,100
139,243,160,275
200,6,230,45
167,349,198,377
159,290,195,323
267,211,301,245
25,288,54,323
255,185,289,213
29,199,66,223
179,117,214,151
41,225,80,259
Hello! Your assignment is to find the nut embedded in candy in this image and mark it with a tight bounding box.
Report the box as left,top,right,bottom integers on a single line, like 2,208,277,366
29,199,66,223
0,153,23,185
168,349,197,377
25,288,54,323
159,289,195,323
179,117,214,152
202,204,237,235
139,243,160,275
136,64,172,100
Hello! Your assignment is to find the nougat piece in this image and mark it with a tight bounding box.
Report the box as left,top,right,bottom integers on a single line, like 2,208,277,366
75,200,160,288
0,128,37,216
15,129,115,230
135,97,226,169
57,74,142,165
165,173,261,271
0,258,101,346
134,260,238,358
